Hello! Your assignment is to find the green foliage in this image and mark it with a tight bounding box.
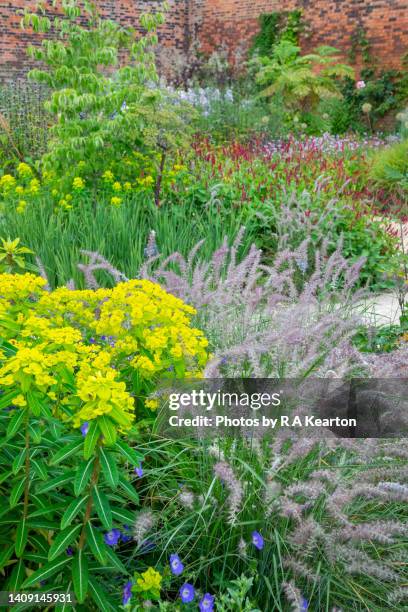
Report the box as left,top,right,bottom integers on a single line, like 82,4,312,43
370,139,408,196
251,40,354,116
20,0,190,197
249,10,303,58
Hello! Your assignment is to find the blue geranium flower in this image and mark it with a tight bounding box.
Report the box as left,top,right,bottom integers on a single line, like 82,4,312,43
179,583,195,603
169,553,184,576
104,529,121,546
252,531,264,550
199,593,214,611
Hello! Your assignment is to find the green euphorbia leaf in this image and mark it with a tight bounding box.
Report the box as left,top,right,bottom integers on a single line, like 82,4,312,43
49,439,83,466
6,408,27,439
114,439,143,465
10,477,26,508
85,523,107,565
92,486,112,530
84,421,100,460
61,496,88,530
36,472,76,495
118,475,139,504
99,447,119,489
72,549,89,604
22,556,71,588
98,415,117,446
15,516,28,557
48,524,82,561
88,577,117,611
74,458,94,496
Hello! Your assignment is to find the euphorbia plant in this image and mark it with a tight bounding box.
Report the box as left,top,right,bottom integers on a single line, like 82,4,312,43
0,273,208,605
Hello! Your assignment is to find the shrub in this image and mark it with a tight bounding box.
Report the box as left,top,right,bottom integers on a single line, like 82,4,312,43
20,0,191,204
370,139,408,198
0,273,208,604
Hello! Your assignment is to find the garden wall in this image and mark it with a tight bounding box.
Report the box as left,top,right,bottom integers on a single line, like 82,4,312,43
0,0,407,81
199,0,408,72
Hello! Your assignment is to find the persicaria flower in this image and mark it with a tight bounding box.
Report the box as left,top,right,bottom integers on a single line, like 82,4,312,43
104,528,121,546
180,583,195,603
169,553,184,576
199,593,214,611
252,531,264,550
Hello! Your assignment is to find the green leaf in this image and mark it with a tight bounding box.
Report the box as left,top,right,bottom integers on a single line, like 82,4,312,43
88,577,117,611
92,486,112,530
36,472,75,494
7,559,25,591
61,496,88,530
99,447,119,489
26,389,44,417
48,524,82,561
0,543,14,570
22,555,71,588
6,408,26,439
85,523,107,565
10,477,26,508
28,423,42,444
12,448,27,475
0,389,20,410
111,507,135,525
72,549,89,604
84,420,100,460
0,469,12,484
32,458,48,481
114,439,143,465
98,416,117,446
49,439,83,466
15,517,28,557
74,458,94,496
105,546,128,575
118,476,139,504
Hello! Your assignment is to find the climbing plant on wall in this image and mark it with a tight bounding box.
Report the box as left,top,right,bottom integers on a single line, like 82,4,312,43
249,10,303,57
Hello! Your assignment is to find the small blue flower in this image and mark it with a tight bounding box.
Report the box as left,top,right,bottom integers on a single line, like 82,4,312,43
252,531,264,550
80,422,89,437
170,553,184,576
122,580,133,606
65,547,73,556
300,597,309,611
179,583,195,603
89,337,96,344
199,593,214,611
104,529,121,546
134,462,143,478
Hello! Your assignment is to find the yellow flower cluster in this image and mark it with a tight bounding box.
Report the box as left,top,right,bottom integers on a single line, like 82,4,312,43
0,274,209,431
136,567,162,593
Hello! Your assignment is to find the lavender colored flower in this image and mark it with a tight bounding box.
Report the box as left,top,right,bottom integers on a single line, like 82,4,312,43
199,593,214,611
65,547,73,556
179,583,195,603
134,462,143,478
252,531,264,550
104,528,121,546
80,421,89,436
122,580,133,606
169,553,184,576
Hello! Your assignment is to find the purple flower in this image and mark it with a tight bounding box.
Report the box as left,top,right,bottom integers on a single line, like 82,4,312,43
65,547,73,556
80,421,89,436
252,531,264,550
199,593,214,611
104,529,121,546
122,580,133,606
121,525,132,543
179,583,195,604
134,462,143,478
301,597,309,611
169,553,184,576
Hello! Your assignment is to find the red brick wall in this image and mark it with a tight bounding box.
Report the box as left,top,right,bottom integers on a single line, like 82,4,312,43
0,0,189,81
199,0,408,73
1,0,408,81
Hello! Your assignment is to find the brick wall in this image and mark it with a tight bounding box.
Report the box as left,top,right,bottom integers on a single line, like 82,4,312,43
1,0,407,82
0,0,189,81
199,0,408,73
